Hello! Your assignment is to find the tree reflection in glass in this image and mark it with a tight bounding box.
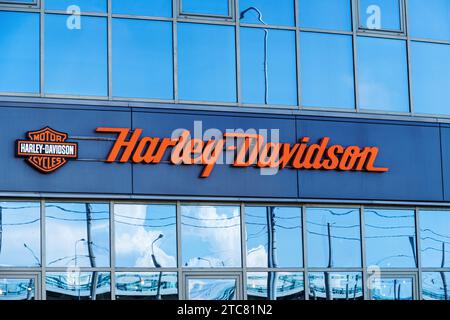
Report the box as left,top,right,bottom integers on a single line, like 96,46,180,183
115,204,177,268
181,205,241,268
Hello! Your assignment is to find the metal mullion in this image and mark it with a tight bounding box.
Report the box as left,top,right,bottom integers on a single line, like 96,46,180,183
410,37,450,45
360,206,368,300
40,199,46,300
351,0,360,112
0,7,40,13
404,0,414,115
177,17,236,26
240,202,247,299
173,0,178,102
176,201,183,299
295,0,301,110
44,10,108,17
235,0,241,106
111,14,173,22
299,28,353,36
239,23,296,31
302,205,310,300
415,207,423,299
107,0,112,101
109,200,116,300
39,0,44,97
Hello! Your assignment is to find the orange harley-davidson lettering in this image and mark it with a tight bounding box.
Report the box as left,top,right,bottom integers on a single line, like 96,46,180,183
97,127,389,178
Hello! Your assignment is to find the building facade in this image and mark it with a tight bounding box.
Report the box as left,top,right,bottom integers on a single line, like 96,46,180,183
0,0,449,300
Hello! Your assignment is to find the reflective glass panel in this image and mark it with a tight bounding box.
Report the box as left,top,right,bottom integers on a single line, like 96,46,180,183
46,203,110,268
365,209,417,268
115,272,178,300
299,0,352,31
370,277,413,300
46,272,111,300
0,202,40,267
182,0,229,16
112,19,173,100
0,12,39,94
114,204,177,268
411,41,450,116
0,0,36,3
178,23,236,103
181,205,241,268
240,0,295,26
0,278,35,301
357,37,409,112
308,272,363,300
409,0,450,41
112,0,172,17
300,32,355,109
247,272,305,300
188,278,237,300
240,28,297,106
246,207,302,268
422,272,450,300
46,0,107,12
307,208,361,268
45,14,107,96
420,210,450,268
359,0,402,30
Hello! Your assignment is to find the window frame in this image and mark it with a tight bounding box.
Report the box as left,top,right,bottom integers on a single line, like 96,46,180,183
178,0,234,20
356,0,406,35
0,0,39,8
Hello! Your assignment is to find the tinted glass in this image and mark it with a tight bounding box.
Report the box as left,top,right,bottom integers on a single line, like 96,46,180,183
299,0,352,31
115,272,178,300
370,277,413,300
46,203,110,268
178,23,236,102
46,272,111,300
0,278,35,301
181,205,241,268
300,32,355,109
422,272,450,300
359,0,402,30
411,41,450,115
246,207,302,268
247,272,305,300
46,0,107,12
45,14,107,96
0,202,40,267
112,19,173,100
112,0,172,17
0,12,39,94
182,0,229,16
188,278,237,300
307,208,361,268
308,272,363,300
114,204,177,268
240,0,295,26
357,37,409,112
409,0,450,41
420,210,450,268
365,209,417,268
240,28,297,106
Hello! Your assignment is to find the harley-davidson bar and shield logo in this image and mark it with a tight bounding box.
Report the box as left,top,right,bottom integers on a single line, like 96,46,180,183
16,127,78,173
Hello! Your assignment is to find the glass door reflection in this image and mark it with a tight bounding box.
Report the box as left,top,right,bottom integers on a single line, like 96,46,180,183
185,274,241,300
369,274,416,300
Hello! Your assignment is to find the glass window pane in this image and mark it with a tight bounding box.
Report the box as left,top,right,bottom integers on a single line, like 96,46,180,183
115,272,178,300
420,210,450,268
45,14,107,96
0,11,39,94
182,0,229,16
370,277,414,300
240,0,295,26
300,32,355,109
112,19,173,100
411,41,450,116
422,272,450,300
114,204,177,268
306,208,361,268
112,0,172,17
45,0,107,12
0,202,40,267
247,272,305,300
359,0,402,30
181,205,241,268
357,37,409,112
178,23,236,103
299,0,352,31
308,272,363,300
409,0,450,41
246,207,302,268
188,278,237,300
46,203,110,268
365,209,417,268
46,272,111,300
240,28,297,106
0,278,35,301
